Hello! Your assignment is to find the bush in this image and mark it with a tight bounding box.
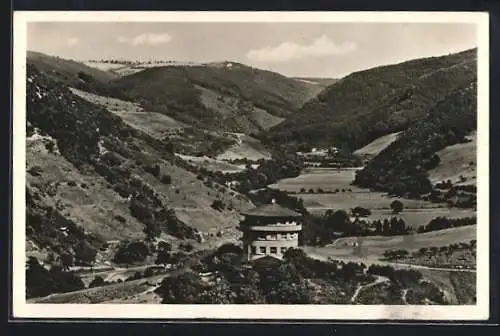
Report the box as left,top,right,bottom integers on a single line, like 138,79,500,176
89,276,106,288
144,163,161,177
390,200,404,214
211,199,225,211
179,242,194,252
100,151,123,166
28,165,43,177
26,257,85,298
114,214,127,224
352,206,371,217
160,174,172,184
113,241,150,264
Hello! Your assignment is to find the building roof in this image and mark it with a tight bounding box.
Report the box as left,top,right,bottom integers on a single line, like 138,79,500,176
240,199,302,218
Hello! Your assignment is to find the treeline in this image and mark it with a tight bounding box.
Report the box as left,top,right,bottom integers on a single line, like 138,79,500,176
383,239,476,262
353,81,477,201
417,216,476,233
301,209,411,246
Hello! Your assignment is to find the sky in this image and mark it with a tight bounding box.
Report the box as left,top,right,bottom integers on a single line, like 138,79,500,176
27,22,477,78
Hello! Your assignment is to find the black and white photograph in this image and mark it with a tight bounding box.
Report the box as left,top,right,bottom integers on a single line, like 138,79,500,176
12,11,490,320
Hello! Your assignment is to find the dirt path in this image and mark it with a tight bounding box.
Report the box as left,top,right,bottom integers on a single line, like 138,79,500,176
350,275,389,302
402,289,408,304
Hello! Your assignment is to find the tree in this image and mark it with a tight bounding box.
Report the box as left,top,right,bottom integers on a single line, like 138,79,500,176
113,241,150,264
89,276,106,288
155,272,205,303
60,253,74,270
390,200,404,214
155,241,173,266
352,206,371,217
74,241,97,266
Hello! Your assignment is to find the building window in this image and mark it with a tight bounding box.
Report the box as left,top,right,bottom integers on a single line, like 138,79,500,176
270,247,277,254
280,247,287,254
259,246,266,254
251,246,257,254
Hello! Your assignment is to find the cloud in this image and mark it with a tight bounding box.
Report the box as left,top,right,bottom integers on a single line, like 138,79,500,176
117,33,172,46
66,37,79,47
246,35,357,62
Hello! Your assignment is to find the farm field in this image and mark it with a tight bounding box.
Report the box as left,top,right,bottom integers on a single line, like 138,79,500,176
272,168,449,212
303,225,476,260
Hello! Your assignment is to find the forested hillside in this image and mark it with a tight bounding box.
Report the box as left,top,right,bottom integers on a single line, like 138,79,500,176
261,48,477,152
353,81,477,204
106,61,322,134
25,63,254,264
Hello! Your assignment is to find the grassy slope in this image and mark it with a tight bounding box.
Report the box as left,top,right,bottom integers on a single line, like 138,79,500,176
27,51,127,99
264,48,477,151
26,63,253,264
428,131,476,184
354,132,401,156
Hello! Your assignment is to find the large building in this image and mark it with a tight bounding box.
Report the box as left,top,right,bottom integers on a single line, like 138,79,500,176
238,199,303,261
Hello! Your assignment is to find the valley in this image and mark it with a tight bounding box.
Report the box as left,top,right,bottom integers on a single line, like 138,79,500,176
24,48,479,306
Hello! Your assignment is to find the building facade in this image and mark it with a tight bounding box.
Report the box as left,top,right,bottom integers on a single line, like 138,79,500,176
239,199,303,261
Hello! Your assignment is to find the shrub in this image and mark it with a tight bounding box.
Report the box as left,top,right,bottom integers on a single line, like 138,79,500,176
160,174,172,184
89,276,106,288
114,215,126,224
390,200,404,214
100,151,124,167
211,199,225,211
144,163,161,177
113,241,150,264
28,165,43,177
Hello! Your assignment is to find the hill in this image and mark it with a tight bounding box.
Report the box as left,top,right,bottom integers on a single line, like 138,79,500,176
25,62,254,266
27,51,127,99
353,81,477,205
261,48,477,152
107,61,320,134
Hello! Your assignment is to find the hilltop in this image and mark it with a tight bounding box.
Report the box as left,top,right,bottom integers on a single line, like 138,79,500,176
27,51,127,99
262,48,477,152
